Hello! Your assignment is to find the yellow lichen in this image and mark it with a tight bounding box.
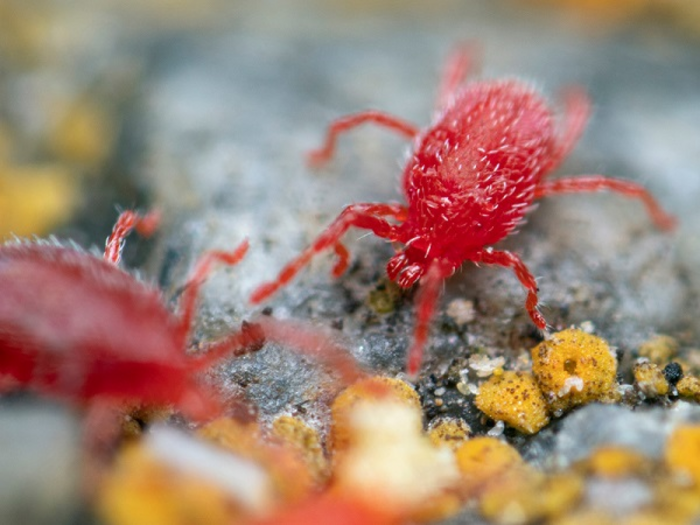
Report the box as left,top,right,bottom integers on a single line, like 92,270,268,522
676,376,700,402
622,510,690,525
198,417,313,504
548,510,616,525
665,425,700,488
428,417,471,451
475,371,550,434
270,415,328,485
330,376,421,453
49,98,116,167
532,329,618,414
99,442,247,525
652,479,700,524
456,437,531,497
579,445,652,479
634,362,670,399
638,335,679,365
198,416,262,455
0,164,79,239
480,471,584,524
332,398,459,517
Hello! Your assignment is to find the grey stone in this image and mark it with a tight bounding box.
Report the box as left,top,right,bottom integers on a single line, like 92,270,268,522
0,400,82,525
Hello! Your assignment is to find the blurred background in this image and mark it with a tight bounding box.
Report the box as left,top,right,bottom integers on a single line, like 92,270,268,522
1,0,698,246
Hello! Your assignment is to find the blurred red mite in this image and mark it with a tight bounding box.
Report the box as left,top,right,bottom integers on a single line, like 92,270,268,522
0,211,365,419
0,211,267,420
251,46,676,379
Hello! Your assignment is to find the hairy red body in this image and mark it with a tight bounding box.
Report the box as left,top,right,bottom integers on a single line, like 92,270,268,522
251,47,676,379
0,212,264,420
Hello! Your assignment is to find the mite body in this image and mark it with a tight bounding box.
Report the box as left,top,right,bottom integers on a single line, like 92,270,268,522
251,47,675,378
0,212,264,420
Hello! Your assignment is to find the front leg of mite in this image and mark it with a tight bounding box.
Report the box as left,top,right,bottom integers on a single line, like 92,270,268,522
250,203,407,305
406,259,455,380
473,248,547,330
175,240,251,348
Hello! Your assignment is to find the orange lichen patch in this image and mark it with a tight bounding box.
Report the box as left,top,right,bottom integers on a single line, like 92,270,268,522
456,436,531,496
0,164,79,239
0,2,56,64
198,417,314,504
578,445,652,479
98,435,265,525
198,416,262,454
651,479,700,524
427,417,471,451
634,362,670,399
49,98,116,167
332,399,459,518
480,471,584,524
665,425,700,488
676,376,700,402
638,335,680,365
475,371,550,434
270,415,329,485
622,510,691,525
548,509,616,525
532,329,619,414
330,376,420,453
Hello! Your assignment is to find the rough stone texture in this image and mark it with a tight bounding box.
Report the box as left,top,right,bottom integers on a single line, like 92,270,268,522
0,400,82,525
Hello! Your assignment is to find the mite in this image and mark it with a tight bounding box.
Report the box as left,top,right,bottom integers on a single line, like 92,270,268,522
0,210,266,420
251,47,676,379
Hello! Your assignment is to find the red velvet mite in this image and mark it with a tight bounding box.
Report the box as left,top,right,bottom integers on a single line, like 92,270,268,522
251,47,676,379
0,211,266,420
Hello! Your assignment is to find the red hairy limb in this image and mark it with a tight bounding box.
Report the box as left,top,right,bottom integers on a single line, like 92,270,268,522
250,203,407,304
534,175,677,231
474,248,547,330
104,209,160,265
406,260,455,380
436,42,479,109
254,317,366,387
175,240,250,346
306,110,420,167
548,87,591,173
252,46,675,378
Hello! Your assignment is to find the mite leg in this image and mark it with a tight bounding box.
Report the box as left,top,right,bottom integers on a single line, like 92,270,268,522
252,317,366,387
307,111,419,167
190,320,265,370
474,248,547,331
176,240,250,346
547,88,590,174
535,176,677,231
104,210,160,265
436,42,479,110
81,400,123,496
250,203,407,304
189,318,366,420
332,241,351,277
406,260,454,380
